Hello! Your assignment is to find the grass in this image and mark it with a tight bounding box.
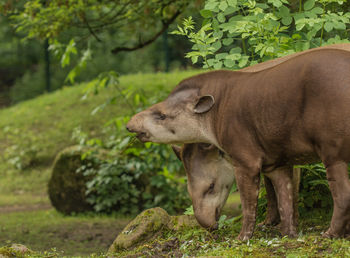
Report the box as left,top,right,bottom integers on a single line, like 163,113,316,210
0,70,199,204
0,70,200,256
114,214,350,257
0,209,130,256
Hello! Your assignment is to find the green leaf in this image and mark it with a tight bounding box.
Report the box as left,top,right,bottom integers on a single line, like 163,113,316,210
219,1,228,11
304,0,315,11
212,41,222,51
282,16,292,25
324,22,333,32
229,47,242,54
200,9,212,18
224,59,235,68
223,38,233,46
205,2,218,11
214,61,223,69
191,56,199,64
227,0,237,7
311,7,323,15
217,13,226,23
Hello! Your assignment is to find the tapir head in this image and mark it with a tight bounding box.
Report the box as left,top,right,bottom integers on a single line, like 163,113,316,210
172,143,234,230
126,85,216,144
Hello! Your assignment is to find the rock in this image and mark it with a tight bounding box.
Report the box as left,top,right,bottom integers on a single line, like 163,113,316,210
108,207,169,252
10,244,31,254
108,207,200,253
48,145,96,214
167,215,199,231
0,244,32,257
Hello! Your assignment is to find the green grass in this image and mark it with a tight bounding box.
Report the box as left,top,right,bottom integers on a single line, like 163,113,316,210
115,215,350,257
0,209,130,256
0,70,200,203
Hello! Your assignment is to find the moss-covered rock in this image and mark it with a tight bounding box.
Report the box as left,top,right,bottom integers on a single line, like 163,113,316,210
108,207,169,252
108,207,200,254
48,145,96,214
0,244,32,257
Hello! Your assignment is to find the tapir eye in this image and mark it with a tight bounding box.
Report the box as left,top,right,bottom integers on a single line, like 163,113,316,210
153,112,167,120
203,182,215,197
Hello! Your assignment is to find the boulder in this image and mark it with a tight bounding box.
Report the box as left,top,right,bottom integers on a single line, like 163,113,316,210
108,207,200,253
0,244,32,257
48,145,96,214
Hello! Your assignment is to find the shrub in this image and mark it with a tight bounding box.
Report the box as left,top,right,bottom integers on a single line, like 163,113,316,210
72,74,191,215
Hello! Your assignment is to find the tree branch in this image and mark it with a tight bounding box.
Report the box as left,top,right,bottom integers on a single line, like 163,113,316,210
111,10,181,54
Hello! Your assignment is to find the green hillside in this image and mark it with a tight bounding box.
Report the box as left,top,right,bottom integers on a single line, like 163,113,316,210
0,70,199,206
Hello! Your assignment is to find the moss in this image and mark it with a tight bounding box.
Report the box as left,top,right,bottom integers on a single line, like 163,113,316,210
48,145,95,214
108,207,169,253
0,244,32,258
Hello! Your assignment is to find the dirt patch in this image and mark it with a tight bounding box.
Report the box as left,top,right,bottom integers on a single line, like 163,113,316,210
38,219,131,255
0,203,52,213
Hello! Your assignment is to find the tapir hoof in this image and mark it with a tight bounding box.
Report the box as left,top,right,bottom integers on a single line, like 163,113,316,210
281,228,297,238
322,229,342,238
236,231,253,241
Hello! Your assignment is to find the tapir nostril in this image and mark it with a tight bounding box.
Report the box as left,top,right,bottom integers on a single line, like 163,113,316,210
215,207,220,221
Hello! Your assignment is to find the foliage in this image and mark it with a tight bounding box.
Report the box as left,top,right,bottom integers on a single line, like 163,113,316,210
71,72,191,215
173,0,350,69
297,163,333,215
9,0,193,84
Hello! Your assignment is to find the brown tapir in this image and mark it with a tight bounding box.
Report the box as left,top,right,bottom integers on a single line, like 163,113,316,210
172,143,300,234
127,46,350,240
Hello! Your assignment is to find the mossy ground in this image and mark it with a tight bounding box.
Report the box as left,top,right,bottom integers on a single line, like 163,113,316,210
114,214,350,257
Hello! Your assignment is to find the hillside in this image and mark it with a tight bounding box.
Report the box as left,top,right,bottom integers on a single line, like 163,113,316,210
0,70,199,207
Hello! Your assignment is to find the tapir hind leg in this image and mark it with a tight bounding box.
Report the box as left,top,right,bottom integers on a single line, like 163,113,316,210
260,176,280,226
322,161,350,238
264,167,297,237
261,167,300,228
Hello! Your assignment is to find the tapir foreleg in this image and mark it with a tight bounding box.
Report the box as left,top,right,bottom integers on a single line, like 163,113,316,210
234,166,261,241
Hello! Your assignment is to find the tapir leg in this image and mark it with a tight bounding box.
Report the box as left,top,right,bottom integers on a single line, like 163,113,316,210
262,176,280,225
264,166,297,237
292,167,301,227
234,167,260,241
261,167,300,227
322,161,350,238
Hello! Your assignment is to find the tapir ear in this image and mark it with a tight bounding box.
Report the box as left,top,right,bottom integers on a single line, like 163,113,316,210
171,145,182,160
194,95,215,114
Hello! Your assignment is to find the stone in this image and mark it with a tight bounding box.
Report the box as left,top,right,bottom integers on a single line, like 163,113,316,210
108,207,200,254
48,145,96,214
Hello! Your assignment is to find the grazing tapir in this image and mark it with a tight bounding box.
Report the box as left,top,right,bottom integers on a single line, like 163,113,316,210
127,45,350,240
171,143,300,234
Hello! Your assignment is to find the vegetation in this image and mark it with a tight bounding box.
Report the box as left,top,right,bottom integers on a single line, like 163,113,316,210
173,0,350,69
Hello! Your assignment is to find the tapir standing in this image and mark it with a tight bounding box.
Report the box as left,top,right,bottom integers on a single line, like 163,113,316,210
127,47,350,240
172,143,300,236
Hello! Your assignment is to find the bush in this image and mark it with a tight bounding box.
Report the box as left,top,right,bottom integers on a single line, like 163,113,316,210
71,74,191,215
73,132,190,215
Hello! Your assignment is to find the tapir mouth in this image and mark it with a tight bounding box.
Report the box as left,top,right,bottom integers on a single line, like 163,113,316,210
136,132,150,142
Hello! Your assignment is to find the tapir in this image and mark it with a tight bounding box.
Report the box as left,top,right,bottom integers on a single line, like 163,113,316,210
171,143,300,234
127,45,350,240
